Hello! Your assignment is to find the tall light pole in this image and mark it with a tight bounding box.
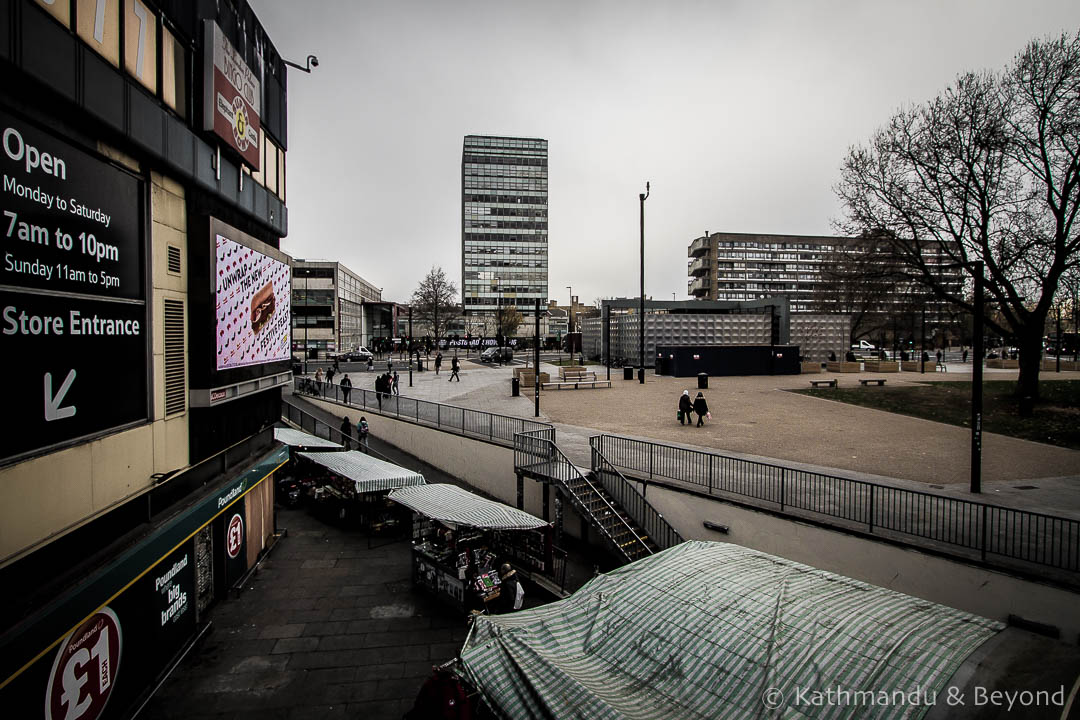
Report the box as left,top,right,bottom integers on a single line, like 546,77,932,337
639,181,649,384
971,262,984,494
566,286,573,334
408,306,413,387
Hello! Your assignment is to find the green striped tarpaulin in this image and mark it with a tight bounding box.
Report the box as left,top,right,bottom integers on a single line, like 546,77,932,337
459,541,1003,719
298,450,425,494
388,484,548,530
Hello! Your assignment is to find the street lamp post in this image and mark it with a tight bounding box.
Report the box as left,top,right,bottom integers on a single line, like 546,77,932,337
639,181,649,384
566,286,573,334
971,262,984,494
408,306,413,387
534,298,541,418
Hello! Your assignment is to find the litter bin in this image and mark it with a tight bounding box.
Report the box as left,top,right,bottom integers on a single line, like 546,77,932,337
416,357,424,371
511,377,520,397
697,372,709,389
623,366,634,380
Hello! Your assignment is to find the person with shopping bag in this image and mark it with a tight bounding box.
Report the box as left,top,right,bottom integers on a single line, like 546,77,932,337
693,391,710,428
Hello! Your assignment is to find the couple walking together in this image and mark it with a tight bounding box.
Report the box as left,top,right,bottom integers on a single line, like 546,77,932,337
678,390,710,427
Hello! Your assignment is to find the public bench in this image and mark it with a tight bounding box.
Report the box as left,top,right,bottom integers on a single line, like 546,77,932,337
541,380,612,390
809,379,837,388
559,367,596,381
859,378,887,386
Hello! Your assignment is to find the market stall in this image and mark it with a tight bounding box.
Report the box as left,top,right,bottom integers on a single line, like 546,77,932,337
450,541,1014,720
273,427,344,451
297,450,425,529
387,484,552,614
272,427,344,505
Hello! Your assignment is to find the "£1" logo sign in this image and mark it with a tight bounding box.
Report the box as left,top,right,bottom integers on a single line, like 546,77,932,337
45,608,122,720
227,513,244,559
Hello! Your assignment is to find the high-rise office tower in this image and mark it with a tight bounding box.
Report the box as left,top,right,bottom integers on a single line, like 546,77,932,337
462,135,548,335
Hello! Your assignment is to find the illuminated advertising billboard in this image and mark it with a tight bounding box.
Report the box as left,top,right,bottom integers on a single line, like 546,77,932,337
214,235,290,370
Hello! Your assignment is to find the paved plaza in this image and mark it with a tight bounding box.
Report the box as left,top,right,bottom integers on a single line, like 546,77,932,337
338,356,1080,517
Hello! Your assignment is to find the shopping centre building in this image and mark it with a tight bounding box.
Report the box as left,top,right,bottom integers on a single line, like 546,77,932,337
0,1,294,715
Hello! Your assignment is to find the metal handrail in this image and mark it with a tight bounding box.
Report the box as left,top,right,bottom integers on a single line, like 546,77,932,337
513,431,652,562
293,377,553,448
590,440,683,551
280,399,400,465
593,434,1080,574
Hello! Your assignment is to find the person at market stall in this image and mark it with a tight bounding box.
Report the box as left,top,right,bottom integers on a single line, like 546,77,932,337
494,563,524,613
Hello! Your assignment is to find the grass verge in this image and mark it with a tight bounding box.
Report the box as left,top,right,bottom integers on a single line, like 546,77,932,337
795,380,1080,450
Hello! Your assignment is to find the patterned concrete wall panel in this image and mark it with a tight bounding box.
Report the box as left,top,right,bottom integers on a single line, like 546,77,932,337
791,314,851,360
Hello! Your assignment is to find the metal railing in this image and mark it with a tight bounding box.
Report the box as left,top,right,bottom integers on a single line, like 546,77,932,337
281,399,399,465
294,377,553,448
513,431,652,563
592,434,1080,575
590,441,683,552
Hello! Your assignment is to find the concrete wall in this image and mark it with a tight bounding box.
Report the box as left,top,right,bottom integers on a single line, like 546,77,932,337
643,482,1080,642
304,398,583,540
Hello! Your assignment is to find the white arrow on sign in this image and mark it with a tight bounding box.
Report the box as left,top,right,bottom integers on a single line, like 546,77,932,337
45,369,77,421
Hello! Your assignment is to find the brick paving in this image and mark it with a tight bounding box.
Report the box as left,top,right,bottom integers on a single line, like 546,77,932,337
141,506,467,719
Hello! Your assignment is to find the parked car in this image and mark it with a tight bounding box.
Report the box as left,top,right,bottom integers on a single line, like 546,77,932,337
850,340,877,351
480,346,514,363
338,347,374,363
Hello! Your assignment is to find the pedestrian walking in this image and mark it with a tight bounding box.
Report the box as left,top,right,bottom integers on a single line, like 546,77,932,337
340,416,353,450
393,371,400,395
678,390,693,427
962,348,969,363
435,352,443,375
367,356,374,373
374,374,385,410
325,366,336,387
693,391,710,427
357,416,370,451
387,358,393,374
449,355,460,382
340,374,352,404
314,367,324,396
936,349,942,363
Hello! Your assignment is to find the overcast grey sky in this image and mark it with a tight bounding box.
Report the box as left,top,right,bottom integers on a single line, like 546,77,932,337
251,0,1080,307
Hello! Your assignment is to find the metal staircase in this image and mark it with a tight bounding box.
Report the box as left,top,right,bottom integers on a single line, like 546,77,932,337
514,430,667,564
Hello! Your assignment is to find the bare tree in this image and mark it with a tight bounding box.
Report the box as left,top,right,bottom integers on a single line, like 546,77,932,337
495,305,523,341
410,266,460,344
815,232,908,345
835,30,1080,399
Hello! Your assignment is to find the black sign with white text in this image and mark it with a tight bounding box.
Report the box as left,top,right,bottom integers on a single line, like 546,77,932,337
1,109,144,299
0,110,147,461
0,291,148,459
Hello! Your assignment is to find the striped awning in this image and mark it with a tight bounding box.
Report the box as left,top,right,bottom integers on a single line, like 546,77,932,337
298,450,425,494
274,427,343,449
387,484,547,530
459,541,1003,719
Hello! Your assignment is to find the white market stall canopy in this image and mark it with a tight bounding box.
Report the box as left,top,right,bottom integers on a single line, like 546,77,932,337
298,450,425,494
274,427,342,449
388,484,547,530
